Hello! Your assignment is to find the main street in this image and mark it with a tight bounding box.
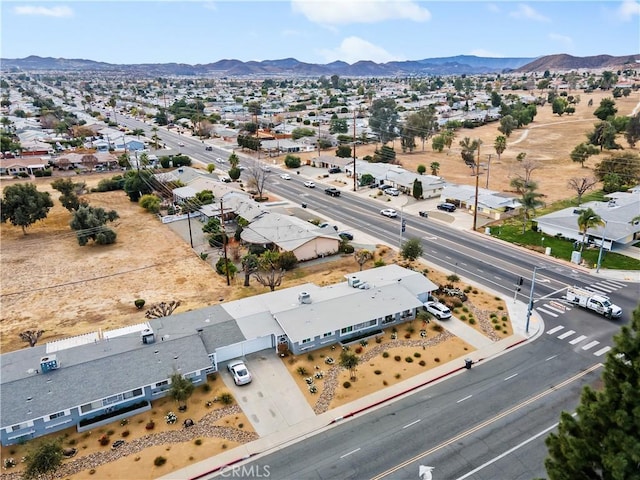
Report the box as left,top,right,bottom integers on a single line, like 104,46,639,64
115,115,637,479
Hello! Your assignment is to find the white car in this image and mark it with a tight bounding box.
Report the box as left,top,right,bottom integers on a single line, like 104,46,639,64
280,173,292,180
380,208,398,218
227,360,252,386
178,142,184,147
216,157,225,164
385,188,400,196
304,181,316,188
423,301,452,320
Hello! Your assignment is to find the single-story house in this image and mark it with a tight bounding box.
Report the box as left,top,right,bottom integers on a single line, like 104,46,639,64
0,265,436,446
0,158,47,176
440,184,522,220
534,190,640,250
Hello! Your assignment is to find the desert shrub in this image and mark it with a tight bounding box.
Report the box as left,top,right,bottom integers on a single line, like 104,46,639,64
394,355,401,361
492,317,499,324
406,325,415,334
122,430,130,437
355,346,363,354
202,383,211,393
395,373,401,379
343,381,351,389
418,360,426,366
278,250,298,270
154,456,167,467
460,315,467,321
382,351,389,358
497,305,504,310
434,357,440,362
67,438,77,445
494,324,502,330
360,339,368,347
375,336,382,343
374,370,382,375
99,435,109,446
502,316,508,322
89,469,96,475
194,439,202,446
383,380,388,386
450,297,463,308
134,299,145,309
472,289,478,294
219,392,234,405
222,444,228,449
404,333,411,339
238,423,244,428
146,421,155,430
340,243,355,254
413,352,421,358
120,418,129,426
405,357,414,363
469,318,476,325
296,366,308,376
446,274,459,283
106,429,115,436
490,313,497,318
374,259,386,267
307,353,314,361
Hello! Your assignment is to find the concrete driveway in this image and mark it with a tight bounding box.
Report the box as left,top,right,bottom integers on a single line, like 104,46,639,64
221,351,315,437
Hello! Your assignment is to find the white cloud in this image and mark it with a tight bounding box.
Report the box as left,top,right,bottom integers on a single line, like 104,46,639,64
548,33,574,50
13,5,73,17
291,0,430,26
616,0,640,20
508,4,550,22
469,48,503,58
317,36,403,63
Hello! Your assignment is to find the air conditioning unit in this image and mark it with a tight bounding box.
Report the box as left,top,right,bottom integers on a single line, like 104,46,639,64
141,328,156,345
348,276,361,288
40,355,59,373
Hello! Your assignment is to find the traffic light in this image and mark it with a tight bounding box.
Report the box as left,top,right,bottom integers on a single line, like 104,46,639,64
518,277,524,285
401,219,406,232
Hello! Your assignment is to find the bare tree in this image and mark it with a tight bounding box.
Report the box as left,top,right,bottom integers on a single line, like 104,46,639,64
567,177,598,205
354,249,373,271
515,152,539,186
244,162,270,200
145,300,181,319
19,330,44,347
253,251,285,292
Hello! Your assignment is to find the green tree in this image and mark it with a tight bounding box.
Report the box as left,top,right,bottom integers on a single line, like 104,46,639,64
359,173,374,186
228,166,241,180
400,126,417,153
588,121,620,151
241,253,259,287
570,142,600,168
123,170,153,202
401,238,423,261
431,135,445,152
593,97,617,121
70,205,119,246
253,250,286,292
494,135,507,162
412,179,423,199
545,304,640,480
228,152,240,168
168,372,195,410
369,98,398,144
459,137,481,174
354,249,372,271
625,113,640,148
594,152,640,188
51,178,87,212
336,144,352,158
204,217,227,247
284,154,301,168
442,129,455,150
511,180,544,234
339,349,360,380
430,162,440,176
139,194,161,213
552,97,569,116
372,145,396,164
194,190,214,205
1,183,54,234
23,437,63,479
405,107,438,151
417,164,426,175
131,128,145,139
498,115,517,137
329,117,348,134
576,207,604,252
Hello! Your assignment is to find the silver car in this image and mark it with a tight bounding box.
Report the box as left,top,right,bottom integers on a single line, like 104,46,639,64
423,301,452,320
227,360,252,385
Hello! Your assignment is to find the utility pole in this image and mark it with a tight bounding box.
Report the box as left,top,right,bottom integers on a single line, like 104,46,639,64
485,154,493,189
353,106,357,192
472,140,481,231
220,199,230,286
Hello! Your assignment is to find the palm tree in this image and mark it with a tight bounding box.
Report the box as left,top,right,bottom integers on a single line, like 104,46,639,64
168,372,194,410
516,181,545,234
131,128,145,139
430,162,440,176
494,135,507,162
577,208,604,252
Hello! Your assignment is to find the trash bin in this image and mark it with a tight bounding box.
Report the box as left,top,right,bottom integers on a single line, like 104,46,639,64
301,203,307,209
464,358,473,369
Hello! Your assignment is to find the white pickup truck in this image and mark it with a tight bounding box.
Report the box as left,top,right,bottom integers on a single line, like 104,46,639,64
565,286,622,318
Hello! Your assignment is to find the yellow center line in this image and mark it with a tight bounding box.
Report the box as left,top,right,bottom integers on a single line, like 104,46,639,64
370,363,602,480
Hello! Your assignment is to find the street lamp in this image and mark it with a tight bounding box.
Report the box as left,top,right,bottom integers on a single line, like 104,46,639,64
596,220,608,273
524,266,545,334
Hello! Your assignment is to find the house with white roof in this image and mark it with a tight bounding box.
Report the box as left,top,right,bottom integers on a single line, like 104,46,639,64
441,184,522,220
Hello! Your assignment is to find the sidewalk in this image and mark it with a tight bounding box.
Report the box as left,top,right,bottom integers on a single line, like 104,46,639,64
162,293,540,480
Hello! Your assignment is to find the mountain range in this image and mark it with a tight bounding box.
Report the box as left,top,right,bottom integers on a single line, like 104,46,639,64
1,54,638,77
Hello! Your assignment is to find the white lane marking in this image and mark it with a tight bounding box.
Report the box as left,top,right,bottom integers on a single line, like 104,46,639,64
594,346,611,357
542,304,566,314
340,448,361,459
545,355,558,361
582,341,600,350
557,330,575,340
569,335,587,345
547,326,564,335
494,276,501,280
457,395,473,403
601,280,626,288
459,262,467,266
403,419,422,429
592,284,616,293
454,414,577,480
536,307,558,317
504,373,518,381
584,285,611,295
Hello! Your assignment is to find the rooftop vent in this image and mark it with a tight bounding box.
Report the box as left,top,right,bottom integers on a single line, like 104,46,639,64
40,355,59,373
348,276,361,288
141,328,155,345
298,291,312,304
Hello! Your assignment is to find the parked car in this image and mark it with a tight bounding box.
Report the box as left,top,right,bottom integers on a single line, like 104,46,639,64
219,176,232,183
227,360,252,386
325,187,341,197
280,173,291,180
339,232,354,241
423,301,452,320
385,188,400,196
304,181,316,188
418,211,429,218
437,202,457,212
380,208,398,218
328,167,341,174
379,184,393,191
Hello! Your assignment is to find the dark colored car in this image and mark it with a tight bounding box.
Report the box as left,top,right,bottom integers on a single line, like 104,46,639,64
437,202,457,212
339,232,354,241
205,145,213,151
419,211,429,218
325,187,341,197
328,167,341,174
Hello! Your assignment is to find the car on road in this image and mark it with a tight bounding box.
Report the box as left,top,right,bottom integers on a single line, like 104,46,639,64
205,145,213,151
227,360,252,386
418,211,429,218
178,142,185,147
338,232,354,241
380,208,398,218
219,176,232,183
304,181,316,188
325,187,341,197
423,301,452,320
437,202,457,212
385,188,400,196
328,167,341,174
238,165,246,171
280,173,291,180
261,165,271,172
216,157,225,164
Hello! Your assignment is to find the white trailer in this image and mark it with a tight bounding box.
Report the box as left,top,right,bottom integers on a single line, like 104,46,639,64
565,286,622,318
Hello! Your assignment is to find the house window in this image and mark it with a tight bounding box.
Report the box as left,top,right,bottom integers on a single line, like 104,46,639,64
382,314,394,324
301,338,312,344
123,388,143,399
340,326,353,335
11,423,28,432
81,400,103,413
103,394,123,406
49,412,65,420
322,332,332,338
155,380,169,388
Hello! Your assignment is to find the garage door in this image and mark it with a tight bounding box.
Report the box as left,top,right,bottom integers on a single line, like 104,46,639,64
215,335,274,363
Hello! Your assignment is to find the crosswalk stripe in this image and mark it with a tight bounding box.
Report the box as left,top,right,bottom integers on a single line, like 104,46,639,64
546,326,564,335
557,330,575,340
593,346,611,357
569,335,587,345
536,307,558,317
582,341,600,350
600,280,626,288
592,284,616,293
541,304,565,314
584,285,612,294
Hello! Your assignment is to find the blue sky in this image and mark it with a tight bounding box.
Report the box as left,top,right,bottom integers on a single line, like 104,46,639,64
2,1,639,65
